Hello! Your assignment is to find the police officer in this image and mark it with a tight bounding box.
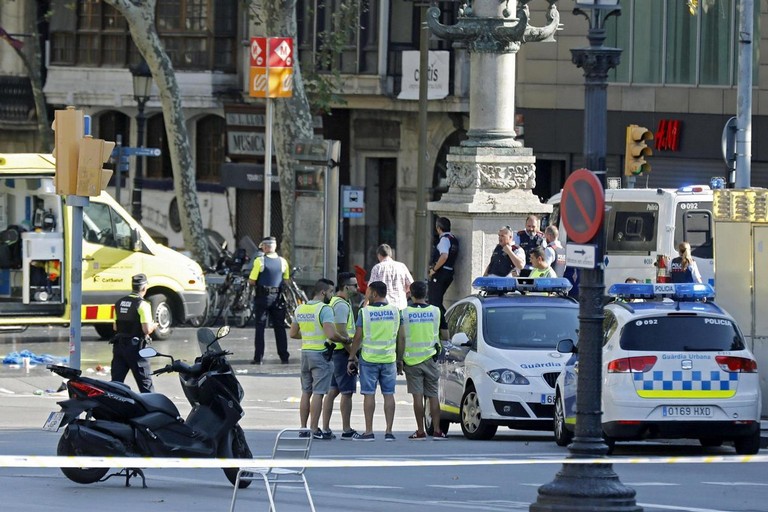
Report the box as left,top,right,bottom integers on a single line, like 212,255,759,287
348,281,401,441
544,225,567,277
111,273,157,393
248,236,290,364
289,279,349,439
515,215,545,266
428,217,458,318
397,281,449,440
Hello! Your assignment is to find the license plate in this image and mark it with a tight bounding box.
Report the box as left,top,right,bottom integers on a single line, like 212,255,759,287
540,394,555,405
42,411,65,432
662,405,713,418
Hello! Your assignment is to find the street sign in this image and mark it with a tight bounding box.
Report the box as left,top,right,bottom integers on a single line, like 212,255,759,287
566,243,597,269
342,186,365,218
111,147,161,158
561,168,605,245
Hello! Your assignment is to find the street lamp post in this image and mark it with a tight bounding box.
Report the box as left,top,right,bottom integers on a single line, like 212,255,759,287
130,59,153,222
531,1,640,511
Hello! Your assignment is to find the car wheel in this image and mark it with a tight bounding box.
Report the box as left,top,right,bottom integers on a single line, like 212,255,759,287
554,393,573,447
94,323,115,341
699,437,723,448
424,398,450,436
460,386,497,440
148,293,173,341
734,430,761,455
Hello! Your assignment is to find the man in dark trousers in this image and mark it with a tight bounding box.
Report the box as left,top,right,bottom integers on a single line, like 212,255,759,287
428,216,458,318
248,236,291,364
111,273,157,393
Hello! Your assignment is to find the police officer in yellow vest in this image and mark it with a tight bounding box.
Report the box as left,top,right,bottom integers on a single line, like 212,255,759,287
347,281,401,441
321,272,360,440
289,279,350,439
396,281,449,440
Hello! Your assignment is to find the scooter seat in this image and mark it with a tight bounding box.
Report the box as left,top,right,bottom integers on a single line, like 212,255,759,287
135,393,181,417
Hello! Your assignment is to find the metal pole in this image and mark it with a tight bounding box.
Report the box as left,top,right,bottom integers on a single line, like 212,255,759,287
115,134,123,204
413,2,430,279
532,4,639,511
264,98,273,238
67,196,89,370
735,0,753,188
131,99,146,221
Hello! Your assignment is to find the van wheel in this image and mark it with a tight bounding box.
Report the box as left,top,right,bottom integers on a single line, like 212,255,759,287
734,430,761,455
94,324,115,341
148,293,173,341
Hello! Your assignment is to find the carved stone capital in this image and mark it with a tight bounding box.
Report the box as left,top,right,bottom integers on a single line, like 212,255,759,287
447,161,537,191
571,47,622,81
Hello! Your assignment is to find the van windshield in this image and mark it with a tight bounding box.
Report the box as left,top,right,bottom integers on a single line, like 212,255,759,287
606,201,658,253
620,316,744,351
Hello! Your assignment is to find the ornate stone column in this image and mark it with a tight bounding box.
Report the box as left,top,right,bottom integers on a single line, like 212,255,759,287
427,1,561,300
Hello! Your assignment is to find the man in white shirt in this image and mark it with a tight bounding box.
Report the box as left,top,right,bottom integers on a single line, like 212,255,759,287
368,244,414,310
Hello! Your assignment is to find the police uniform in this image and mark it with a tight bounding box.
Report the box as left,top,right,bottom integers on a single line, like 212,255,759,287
111,275,154,393
249,244,290,364
357,303,401,395
400,304,441,398
516,229,545,268
545,241,567,277
329,295,356,394
486,244,524,277
428,232,458,318
669,257,701,283
295,301,334,395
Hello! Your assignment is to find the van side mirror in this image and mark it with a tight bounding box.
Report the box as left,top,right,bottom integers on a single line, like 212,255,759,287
451,332,471,347
132,228,142,252
556,339,576,354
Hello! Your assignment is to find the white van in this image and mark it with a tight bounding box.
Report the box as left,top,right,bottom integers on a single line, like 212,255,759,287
0,153,207,340
546,186,714,288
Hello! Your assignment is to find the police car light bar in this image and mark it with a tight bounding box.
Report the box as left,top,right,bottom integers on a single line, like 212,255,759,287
608,283,715,301
472,277,572,294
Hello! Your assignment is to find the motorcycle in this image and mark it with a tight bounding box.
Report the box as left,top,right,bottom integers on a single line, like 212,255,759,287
43,326,253,488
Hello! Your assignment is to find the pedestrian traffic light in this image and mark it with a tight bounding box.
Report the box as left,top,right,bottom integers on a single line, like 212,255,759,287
624,124,653,176
77,136,116,196
52,106,85,196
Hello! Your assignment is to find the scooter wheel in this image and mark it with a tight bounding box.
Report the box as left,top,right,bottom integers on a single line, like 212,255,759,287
57,434,109,484
223,425,253,488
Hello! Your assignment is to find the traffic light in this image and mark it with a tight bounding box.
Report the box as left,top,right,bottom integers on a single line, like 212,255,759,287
52,106,85,195
624,124,653,176
77,136,116,196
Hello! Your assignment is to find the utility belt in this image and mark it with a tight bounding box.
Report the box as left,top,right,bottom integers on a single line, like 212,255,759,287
256,285,281,297
110,334,147,347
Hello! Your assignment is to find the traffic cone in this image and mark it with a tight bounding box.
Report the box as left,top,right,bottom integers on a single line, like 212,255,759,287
655,254,670,283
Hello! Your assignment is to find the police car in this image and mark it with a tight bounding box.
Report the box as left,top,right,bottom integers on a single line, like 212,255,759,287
553,283,762,454
431,277,579,440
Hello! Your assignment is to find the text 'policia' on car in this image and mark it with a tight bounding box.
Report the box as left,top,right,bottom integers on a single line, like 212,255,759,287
554,282,761,455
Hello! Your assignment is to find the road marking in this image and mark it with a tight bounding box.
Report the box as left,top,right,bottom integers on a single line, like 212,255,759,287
335,484,402,489
701,481,768,486
427,484,497,489
623,482,680,486
637,504,734,512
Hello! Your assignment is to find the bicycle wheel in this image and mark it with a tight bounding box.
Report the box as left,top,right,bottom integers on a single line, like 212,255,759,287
282,286,301,327
203,286,221,326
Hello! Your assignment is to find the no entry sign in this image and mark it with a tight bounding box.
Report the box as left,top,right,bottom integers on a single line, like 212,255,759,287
561,168,604,245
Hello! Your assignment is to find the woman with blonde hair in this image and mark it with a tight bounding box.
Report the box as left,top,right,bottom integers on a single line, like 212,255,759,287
668,242,702,283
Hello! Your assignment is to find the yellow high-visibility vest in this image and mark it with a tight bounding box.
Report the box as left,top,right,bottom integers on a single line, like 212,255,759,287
329,296,354,350
402,305,440,366
360,304,399,363
295,301,329,351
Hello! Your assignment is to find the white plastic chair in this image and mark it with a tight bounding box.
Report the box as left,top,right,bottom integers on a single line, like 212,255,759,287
229,428,316,512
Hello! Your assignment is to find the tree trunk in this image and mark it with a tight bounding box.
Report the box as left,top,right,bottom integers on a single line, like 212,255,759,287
264,0,315,263
105,0,208,265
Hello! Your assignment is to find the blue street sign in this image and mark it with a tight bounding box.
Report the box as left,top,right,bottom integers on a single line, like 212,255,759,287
111,147,162,157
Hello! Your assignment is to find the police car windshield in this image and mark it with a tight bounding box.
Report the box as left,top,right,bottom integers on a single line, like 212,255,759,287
483,306,579,350
620,316,744,352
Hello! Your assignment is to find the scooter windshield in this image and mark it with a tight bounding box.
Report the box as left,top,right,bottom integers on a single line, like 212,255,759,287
196,328,223,354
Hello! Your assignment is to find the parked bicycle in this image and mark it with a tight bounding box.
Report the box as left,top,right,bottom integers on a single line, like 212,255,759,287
281,266,308,327
204,244,254,328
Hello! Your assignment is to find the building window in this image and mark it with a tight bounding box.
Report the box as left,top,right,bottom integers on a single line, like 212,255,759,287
196,115,225,183
145,114,172,180
49,0,236,72
297,0,379,75
606,0,757,86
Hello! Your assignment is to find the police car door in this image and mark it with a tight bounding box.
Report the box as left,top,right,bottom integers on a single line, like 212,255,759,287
440,303,472,416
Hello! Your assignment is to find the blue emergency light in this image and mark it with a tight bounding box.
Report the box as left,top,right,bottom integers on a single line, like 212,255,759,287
472,276,572,294
608,283,715,301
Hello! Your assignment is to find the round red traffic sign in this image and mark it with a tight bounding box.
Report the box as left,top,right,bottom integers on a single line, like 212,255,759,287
560,168,604,245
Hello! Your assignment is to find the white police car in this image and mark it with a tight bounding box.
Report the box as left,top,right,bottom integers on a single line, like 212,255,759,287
554,282,762,454
431,277,580,440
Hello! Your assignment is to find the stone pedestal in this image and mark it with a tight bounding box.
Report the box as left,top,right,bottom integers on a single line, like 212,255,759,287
429,145,551,304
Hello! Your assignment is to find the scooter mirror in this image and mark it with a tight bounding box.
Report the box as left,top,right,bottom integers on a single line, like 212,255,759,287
139,347,158,358
217,325,231,338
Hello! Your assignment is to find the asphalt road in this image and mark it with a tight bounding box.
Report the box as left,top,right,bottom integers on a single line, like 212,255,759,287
1,326,767,512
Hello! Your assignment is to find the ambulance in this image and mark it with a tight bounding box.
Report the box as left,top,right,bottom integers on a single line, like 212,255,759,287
0,154,207,340
546,186,714,288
